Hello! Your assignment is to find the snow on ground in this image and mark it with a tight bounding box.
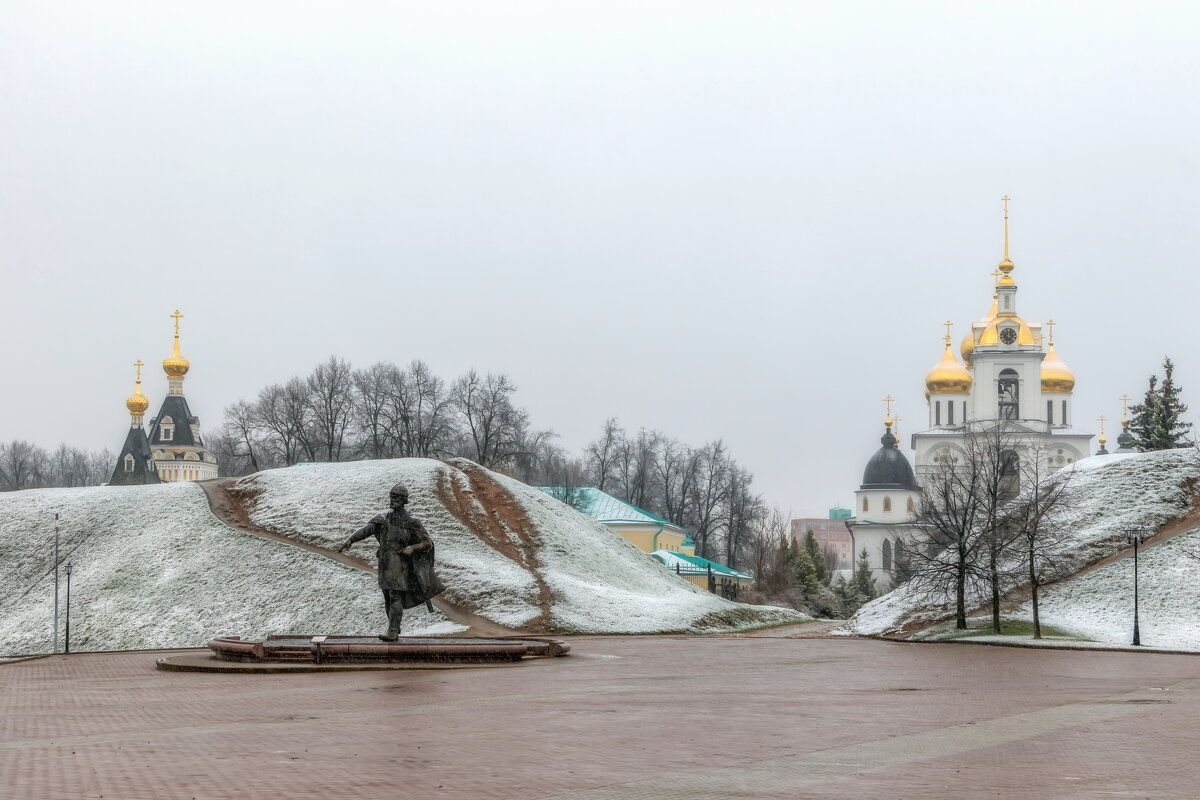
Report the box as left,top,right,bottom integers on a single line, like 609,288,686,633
0,481,457,656
237,458,804,634
1006,525,1200,650
848,449,1200,640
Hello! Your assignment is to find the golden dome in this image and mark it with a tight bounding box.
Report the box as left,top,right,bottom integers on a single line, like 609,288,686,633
926,341,972,394
126,360,150,415
978,315,1037,347
163,309,190,379
1041,342,1075,393
126,387,150,415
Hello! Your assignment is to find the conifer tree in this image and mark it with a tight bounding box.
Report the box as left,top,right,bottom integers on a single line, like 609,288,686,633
803,530,827,585
1130,358,1192,450
790,541,820,597
853,548,876,601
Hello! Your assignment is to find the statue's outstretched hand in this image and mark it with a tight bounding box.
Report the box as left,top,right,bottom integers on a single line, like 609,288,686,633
401,545,416,556
336,539,352,553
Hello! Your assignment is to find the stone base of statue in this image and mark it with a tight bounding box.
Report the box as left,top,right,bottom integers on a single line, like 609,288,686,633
155,634,569,673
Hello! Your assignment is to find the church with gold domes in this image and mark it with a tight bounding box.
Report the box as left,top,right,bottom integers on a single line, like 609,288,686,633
912,200,1093,473
849,199,1094,590
110,311,218,485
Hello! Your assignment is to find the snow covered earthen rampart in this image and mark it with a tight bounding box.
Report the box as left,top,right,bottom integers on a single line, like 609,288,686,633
0,458,801,655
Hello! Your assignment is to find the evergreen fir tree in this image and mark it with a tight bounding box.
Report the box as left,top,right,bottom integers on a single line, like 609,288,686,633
1157,358,1192,448
1130,358,1193,450
803,530,827,585
789,541,820,597
853,548,876,601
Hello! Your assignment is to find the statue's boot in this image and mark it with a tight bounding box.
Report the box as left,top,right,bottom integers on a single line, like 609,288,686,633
379,629,399,642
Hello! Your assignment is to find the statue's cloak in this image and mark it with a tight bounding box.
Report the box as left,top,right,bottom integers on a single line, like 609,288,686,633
362,509,446,609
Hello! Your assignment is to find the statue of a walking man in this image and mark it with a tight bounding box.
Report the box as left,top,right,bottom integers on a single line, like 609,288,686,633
337,484,446,641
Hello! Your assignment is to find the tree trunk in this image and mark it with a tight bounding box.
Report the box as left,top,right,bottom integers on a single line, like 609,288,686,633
990,565,1001,634
1029,548,1041,639
955,566,967,629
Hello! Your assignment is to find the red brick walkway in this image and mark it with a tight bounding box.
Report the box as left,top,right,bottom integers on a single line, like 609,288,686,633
3,637,1199,798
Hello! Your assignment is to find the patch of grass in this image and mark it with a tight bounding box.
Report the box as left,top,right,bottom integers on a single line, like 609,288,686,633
924,618,1089,642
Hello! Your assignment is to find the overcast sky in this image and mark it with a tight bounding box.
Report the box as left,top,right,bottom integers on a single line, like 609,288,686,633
2,2,1197,514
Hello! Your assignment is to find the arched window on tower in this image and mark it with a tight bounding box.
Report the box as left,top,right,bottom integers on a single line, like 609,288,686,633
882,539,893,571
883,497,892,512
159,416,175,441
998,369,1019,420
862,497,869,513
124,454,135,473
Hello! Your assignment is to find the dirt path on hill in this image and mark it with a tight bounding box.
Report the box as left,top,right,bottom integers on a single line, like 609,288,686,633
434,460,556,633
197,478,513,637
895,495,1200,639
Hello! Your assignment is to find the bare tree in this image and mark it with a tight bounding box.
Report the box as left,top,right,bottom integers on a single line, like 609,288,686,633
306,356,356,461
352,361,399,459
222,399,263,472
906,445,987,630
450,370,543,469
585,417,623,491
688,441,729,560
1012,445,1074,638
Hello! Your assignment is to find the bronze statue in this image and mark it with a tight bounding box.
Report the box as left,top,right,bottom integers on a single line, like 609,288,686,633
337,483,446,641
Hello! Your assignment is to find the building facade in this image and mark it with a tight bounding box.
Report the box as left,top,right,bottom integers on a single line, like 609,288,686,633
790,516,853,570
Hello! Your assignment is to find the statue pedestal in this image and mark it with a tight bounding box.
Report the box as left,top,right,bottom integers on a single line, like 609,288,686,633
153,634,570,672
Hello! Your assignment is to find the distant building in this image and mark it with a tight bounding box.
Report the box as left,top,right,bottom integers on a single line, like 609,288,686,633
539,486,748,596
146,310,218,482
540,487,688,553
109,361,160,486
790,515,853,569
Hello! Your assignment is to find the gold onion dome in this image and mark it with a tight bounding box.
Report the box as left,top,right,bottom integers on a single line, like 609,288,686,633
1041,342,1075,393
926,340,973,394
162,309,190,378
126,360,150,414
126,386,149,415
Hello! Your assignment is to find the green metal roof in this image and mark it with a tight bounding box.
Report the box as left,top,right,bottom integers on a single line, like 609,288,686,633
650,550,753,580
539,487,684,530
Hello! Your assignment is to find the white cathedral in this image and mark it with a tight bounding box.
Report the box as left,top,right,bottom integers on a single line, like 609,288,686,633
849,200,1100,590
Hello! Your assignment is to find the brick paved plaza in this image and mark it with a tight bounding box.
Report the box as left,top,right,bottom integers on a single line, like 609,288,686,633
4,636,1199,799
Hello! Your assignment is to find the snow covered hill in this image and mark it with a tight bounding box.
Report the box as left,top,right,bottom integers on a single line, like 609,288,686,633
0,458,800,655
0,481,456,656
232,457,801,634
849,449,1200,648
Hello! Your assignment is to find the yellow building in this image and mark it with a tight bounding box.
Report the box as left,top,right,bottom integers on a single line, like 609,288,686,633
540,486,752,598
543,487,689,553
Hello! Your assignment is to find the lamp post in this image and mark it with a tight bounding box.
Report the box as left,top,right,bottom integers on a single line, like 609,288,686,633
64,562,73,654
53,513,60,654
1125,527,1149,646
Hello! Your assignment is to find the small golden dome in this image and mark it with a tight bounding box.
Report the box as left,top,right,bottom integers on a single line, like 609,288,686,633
163,350,190,379
163,309,190,378
126,360,150,415
1041,343,1075,393
126,387,149,415
926,342,972,394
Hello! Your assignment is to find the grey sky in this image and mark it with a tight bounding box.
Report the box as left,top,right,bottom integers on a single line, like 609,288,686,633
2,2,1197,514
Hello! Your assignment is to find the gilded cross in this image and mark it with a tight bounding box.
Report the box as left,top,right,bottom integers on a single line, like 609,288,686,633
1046,318,1055,345
133,359,144,384
171,309,184,336
943,320,953,345
882,395,894,420
1120,394,1132,424
1097,415,1107,435
991,268,1001,284
893,416,902,437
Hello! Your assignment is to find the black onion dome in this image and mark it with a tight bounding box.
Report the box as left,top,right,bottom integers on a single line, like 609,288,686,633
861,426,918,491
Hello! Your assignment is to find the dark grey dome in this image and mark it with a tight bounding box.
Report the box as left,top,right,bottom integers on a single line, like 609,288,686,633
861,427,918,491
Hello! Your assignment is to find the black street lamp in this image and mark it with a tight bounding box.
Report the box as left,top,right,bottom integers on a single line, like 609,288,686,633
64,562,73,654
1124,528,1149,647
